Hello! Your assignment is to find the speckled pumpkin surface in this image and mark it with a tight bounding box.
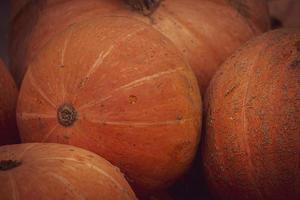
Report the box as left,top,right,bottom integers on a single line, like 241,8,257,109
202,29,300,200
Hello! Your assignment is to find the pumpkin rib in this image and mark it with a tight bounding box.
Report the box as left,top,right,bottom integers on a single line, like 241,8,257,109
8,173,19,200
18,112,56,120
28,157,130,199
240,52,264,200
47,172,86,200
85,118,193,127
27,70,56,108
41,124,59,142
77,67,185,110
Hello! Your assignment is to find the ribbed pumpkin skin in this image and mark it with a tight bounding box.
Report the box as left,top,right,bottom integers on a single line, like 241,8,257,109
10,0,266,92
17,17,202,193
202,29,300,200
0,60,19,145
0,143,137,200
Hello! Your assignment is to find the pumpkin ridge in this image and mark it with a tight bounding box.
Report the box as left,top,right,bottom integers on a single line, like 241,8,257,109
27,70,56,108
30,157,133,199
77,67,184,111
71,26,147,105
240,55,264,199
48,172,86,200
84,118,193,127
17,112,56,120
42,124,59,142
8,173,20,200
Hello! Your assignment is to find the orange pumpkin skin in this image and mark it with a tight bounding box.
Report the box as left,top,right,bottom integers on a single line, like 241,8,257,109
0,143,137,200
16,17,202,193
202,29,300,200
0,60,19,145
10,0,265,92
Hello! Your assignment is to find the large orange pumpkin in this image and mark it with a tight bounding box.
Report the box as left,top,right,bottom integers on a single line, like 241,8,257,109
10,0,268,92
0,59,19,145
16,17,202,193
202,29,300,200
0,143,137,199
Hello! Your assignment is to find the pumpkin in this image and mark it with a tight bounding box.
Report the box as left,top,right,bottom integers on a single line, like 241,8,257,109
0,143,137,199
0,59,19,145
16,17,202,194
202,29,300,200
10,0,268,92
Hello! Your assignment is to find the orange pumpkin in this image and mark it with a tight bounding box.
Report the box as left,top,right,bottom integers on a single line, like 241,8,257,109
16,17,202,194
0,59,19,145
0,143,137,199
10,0,268,92
202,29,300,200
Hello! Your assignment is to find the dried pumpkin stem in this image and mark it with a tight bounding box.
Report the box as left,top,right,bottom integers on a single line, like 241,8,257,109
0,160,22,171
57,104,77,127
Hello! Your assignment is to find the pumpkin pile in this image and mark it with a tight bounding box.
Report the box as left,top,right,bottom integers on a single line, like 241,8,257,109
0,0,298,199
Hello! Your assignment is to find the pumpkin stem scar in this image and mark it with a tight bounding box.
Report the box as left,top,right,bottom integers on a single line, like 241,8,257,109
57,104,77,127
126,0,161,16
0,160,22,171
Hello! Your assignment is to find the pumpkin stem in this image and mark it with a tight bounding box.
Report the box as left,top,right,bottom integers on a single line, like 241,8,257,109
126,0,161,16
57,104,77,127
0,160,22,171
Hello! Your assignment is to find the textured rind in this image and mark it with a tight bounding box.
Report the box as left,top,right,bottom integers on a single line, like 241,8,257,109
17,17,202,194
202,29,300,200
0,59,19,145
10,0,266,92
0,143,137,200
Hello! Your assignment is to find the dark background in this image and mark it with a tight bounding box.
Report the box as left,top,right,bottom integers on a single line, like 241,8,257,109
0,0,10,66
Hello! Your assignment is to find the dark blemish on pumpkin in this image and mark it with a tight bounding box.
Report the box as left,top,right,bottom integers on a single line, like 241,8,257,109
78,77,89,89
0,160,22,171
129,95,138,104
290,60,300,68
69,149,75,152
59,64,64,68
176,116,183,120
63,135,70,140
57,104,77,127
224,84,239,97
